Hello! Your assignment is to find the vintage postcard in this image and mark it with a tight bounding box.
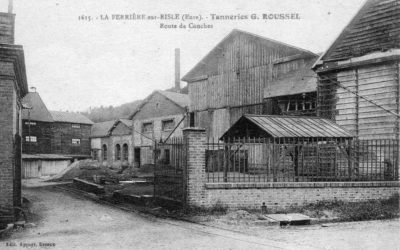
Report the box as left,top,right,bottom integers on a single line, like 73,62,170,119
0,0,399,249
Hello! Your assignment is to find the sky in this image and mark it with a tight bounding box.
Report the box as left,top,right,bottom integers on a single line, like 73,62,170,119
1,0,365,112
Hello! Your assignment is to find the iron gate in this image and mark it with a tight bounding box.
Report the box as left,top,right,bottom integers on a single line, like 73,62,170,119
154,137,187,204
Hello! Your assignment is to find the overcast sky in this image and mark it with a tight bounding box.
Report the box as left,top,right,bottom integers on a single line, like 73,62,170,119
1,0,365,112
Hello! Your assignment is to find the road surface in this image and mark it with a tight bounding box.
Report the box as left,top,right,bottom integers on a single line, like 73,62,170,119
1,185,399,250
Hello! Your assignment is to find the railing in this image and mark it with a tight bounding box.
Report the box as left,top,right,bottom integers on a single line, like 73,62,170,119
206,137,399,183
154,137,187,203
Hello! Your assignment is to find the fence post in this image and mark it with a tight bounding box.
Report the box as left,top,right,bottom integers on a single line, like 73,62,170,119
183,127,207,207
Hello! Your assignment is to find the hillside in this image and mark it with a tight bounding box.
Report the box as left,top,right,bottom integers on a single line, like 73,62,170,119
81,100,142,123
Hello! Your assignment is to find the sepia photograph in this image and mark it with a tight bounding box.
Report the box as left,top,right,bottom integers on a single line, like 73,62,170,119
0,0,399,249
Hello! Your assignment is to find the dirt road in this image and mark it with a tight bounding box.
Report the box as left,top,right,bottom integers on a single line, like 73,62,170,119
1,186,399,250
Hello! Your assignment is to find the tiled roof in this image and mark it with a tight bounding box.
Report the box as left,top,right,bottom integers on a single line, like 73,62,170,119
50,111,93,125
90,120,115,138
22,92,54,122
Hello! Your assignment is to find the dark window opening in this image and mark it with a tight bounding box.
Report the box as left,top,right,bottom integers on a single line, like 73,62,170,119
162,119,175,131
102,144,107,160
142,122,153,133
274,92,317,116
189,112,195,127
164,149,170,165
115,144,121,160
123,144,129,161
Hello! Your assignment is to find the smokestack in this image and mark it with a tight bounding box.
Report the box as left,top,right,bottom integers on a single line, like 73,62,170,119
175,48,180,93
8,0,13,13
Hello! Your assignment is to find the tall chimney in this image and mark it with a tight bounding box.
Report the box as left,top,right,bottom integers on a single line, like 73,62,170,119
8,0,13,13
175,48,181,93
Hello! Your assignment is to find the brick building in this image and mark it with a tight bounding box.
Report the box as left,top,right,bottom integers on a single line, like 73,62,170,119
0,10,28,222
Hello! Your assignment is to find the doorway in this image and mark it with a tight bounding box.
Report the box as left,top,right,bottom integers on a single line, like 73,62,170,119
134,147,141,168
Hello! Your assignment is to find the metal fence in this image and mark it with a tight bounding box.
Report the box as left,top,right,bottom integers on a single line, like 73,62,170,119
206,137,399,183
154,137,187,203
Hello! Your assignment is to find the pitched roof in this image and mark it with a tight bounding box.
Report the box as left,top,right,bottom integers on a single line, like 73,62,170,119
50,111,93,125
129,90,189,119
315,0,400,66
119,118,133,128
108,118,133,135
157,90,190,108
264,58,318,98
22,92,54,122
90,120,115,138
221,114,353,139
182,29,317,82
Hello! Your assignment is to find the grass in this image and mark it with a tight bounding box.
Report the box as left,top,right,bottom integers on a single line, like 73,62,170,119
283,194,399,222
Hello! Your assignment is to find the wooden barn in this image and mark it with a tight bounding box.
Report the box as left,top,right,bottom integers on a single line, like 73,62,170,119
313,0,400,140
182,29,319,141
22,91,93,157
21,91,93,178
22,92,54,154
50,111,93,156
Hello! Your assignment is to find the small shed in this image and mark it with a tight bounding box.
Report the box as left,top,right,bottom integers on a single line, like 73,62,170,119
218,115,356,181
221,114,353,141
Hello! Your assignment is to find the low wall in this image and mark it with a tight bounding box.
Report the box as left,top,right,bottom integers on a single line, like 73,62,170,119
204,182,399,210
182,128,400,210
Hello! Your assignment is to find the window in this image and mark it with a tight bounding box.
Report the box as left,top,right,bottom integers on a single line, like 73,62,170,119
142,122,153,133
25,136,37,142
122,144,129,161
25,121,36,126
162,119,175,131
189,112,195,127
164,149,170,165
275,93,317,115
72,139,81,145
102,144,108,160
71,124,80,129
93,150,98,160
115,144,121,160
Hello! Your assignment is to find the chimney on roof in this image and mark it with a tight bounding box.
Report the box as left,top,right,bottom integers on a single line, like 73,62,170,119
175,48,181,93
8,0,13,13
0,0,15,44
